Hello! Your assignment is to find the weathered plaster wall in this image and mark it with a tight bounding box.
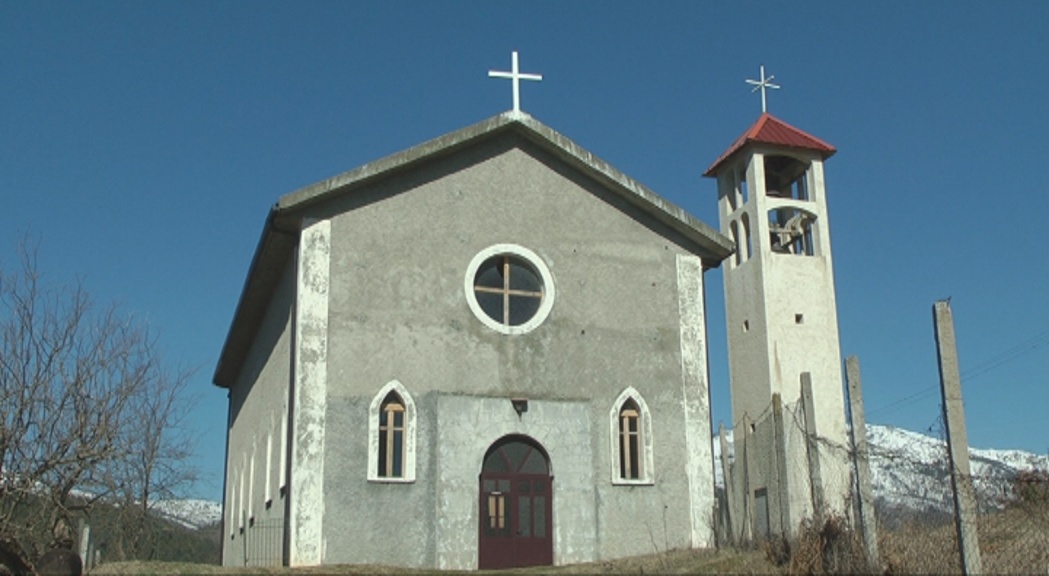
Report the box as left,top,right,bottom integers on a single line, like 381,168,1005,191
289,219,331,566
432,395,595,569
224,258,295,567
311,134,715,568
675,254,716,548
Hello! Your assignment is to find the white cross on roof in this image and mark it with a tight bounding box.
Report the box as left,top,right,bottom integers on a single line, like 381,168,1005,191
745,64,780,113
488,51,543,113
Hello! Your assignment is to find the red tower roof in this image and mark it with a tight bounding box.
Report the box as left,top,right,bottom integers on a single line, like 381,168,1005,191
703,113,836,177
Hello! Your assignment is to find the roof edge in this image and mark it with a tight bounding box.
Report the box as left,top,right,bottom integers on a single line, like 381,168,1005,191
703,113,836,177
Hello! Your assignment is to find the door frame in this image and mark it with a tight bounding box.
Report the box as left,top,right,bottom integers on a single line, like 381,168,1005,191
477,435,553,569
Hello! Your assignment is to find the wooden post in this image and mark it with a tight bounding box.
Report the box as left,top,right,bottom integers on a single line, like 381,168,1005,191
845,356,881,571
800,373,825,517
719,422,735,545
933,300,983,575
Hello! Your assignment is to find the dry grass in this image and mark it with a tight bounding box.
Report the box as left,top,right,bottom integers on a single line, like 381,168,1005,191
89,548,779,575
880,498,1049,574
762,515,876,575
88,487,1049,576
880,518,960,574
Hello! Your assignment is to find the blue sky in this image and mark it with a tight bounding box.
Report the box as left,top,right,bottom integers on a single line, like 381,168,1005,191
2,2,1046,502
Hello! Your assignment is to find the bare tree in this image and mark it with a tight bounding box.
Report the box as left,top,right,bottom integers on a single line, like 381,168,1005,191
0,240,198,563
105,356,198,560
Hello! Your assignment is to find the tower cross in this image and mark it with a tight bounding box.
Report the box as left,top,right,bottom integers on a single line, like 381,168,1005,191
488,51,543,113
745,64,780,113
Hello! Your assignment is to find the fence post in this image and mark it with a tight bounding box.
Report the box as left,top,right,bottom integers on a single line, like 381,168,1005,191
740,414,753,543
845,355,881,571
933,300,982,575
77,519,90,570
772,393,791,536
719,422,735,545
800,373,825,519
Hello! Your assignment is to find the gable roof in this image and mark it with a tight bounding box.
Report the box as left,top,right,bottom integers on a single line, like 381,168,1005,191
213,111,733,388
703,113,836,177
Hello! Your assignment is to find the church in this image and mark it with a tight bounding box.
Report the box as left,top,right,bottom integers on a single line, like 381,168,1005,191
213,57,849,569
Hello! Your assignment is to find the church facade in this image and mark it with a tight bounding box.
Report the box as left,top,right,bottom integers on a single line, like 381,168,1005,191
213,111,734,569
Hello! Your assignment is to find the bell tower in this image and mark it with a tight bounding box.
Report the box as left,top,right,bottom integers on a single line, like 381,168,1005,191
705,112,850,532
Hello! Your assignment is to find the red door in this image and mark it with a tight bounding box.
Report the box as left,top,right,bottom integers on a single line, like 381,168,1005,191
478,436,553,569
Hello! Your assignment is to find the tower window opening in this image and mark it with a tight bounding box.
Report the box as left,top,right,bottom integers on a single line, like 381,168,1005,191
730,221,741,266
726,175,739,212
768,208,816,256
795,313,804,324
741,213,752,261
763,155,810,201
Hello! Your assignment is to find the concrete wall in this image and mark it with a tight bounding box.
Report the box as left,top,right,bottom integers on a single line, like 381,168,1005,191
224,258,295,566
305,133,715,568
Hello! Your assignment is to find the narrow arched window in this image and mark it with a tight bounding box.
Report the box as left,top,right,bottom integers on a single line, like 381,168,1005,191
368,380,417,482
609,387,654,485
619,400,642,480
378,392,405,478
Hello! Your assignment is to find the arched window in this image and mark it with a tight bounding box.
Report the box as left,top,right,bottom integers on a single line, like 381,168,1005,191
368,380,417,482
378,392,405,478
619,400,642,480
609,387,654,485
768,207,817,256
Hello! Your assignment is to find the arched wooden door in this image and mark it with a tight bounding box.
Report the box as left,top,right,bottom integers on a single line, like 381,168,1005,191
478,436,553,569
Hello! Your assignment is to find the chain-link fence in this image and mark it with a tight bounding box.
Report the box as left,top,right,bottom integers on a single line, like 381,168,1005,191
716,395,1049,574
873,419,1049,574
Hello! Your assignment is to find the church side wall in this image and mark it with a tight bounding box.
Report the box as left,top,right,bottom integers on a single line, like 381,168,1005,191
224,257,295,567
314,135,715,568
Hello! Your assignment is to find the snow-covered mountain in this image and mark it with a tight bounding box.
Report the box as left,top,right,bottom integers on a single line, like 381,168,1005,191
150,498,222,530
714,423,1048,513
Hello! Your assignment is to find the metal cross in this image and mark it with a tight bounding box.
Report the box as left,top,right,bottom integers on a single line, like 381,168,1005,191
488,51,543,113
745,64,780,113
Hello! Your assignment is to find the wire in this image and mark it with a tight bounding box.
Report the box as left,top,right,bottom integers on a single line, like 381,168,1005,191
866,329,1049,417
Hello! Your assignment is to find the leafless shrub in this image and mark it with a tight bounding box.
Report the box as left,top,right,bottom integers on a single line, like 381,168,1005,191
762,514,873,575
